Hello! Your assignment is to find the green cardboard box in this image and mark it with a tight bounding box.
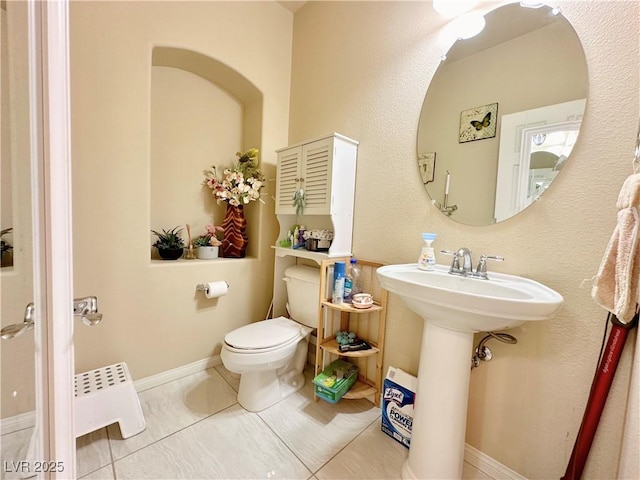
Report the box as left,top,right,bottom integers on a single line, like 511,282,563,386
313,359,358,403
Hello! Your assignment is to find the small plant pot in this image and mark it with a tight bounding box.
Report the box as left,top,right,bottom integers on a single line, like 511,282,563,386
158,247,184,260
197,246,219,259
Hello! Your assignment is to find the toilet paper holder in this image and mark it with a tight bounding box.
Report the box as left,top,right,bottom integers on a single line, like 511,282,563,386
196,282,229,294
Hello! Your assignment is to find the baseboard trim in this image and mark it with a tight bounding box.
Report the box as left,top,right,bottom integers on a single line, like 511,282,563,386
1,356,221,436
133,355,221,392
0,411,36,436
465,443,528,480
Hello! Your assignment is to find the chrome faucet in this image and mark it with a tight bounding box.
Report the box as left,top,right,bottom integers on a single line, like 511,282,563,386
441,248,504,279
441,247,473,276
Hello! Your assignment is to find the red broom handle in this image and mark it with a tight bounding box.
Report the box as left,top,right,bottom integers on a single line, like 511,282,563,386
562,315,637,480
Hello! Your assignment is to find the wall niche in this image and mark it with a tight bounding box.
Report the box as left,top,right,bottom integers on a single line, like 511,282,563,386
150,47,263,259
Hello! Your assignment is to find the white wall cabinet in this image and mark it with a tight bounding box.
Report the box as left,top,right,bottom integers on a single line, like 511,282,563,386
272,133,358,319
275,133,358,217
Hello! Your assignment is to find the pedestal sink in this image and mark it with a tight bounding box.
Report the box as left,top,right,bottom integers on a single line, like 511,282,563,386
376,263,563,479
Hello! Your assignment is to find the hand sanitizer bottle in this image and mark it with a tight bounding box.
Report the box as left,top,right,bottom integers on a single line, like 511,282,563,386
418,233,437,271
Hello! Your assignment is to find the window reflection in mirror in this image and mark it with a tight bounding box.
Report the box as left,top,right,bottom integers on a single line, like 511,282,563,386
417,2,587,225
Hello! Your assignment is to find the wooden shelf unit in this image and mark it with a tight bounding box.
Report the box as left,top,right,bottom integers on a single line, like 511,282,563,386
315,259,388,406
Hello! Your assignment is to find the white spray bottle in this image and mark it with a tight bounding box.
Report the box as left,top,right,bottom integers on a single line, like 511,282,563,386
418,233,437,271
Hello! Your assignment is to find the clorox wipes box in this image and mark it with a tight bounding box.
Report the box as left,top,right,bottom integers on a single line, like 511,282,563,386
381,366,418,448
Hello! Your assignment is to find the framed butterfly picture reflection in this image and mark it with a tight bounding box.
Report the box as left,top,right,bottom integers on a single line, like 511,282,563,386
459,103,498,143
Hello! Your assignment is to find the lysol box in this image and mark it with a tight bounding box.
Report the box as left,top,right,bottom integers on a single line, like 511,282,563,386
381,366,418,448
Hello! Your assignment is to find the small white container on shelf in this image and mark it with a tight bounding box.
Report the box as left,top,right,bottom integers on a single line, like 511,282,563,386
352,293,374,309
197,246,219,259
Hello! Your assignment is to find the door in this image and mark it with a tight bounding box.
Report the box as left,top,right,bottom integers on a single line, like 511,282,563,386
300,137,333,215
1,1,75,478
275,146,302,214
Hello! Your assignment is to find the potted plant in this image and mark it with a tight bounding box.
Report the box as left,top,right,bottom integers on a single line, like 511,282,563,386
1,227,13,268
193,224,223,259
151,226,185,260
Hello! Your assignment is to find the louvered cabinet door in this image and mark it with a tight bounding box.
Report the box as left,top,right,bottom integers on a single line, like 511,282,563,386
300,137,333,215
276,146,302,214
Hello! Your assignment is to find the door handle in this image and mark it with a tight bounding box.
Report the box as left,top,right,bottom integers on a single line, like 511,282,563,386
1,297,103,340
0,303,35,340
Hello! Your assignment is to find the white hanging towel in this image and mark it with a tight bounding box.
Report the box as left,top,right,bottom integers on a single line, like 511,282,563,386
592,173,640,324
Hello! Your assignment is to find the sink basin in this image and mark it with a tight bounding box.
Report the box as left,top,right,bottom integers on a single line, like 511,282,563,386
376,263,563,479
376,263,563,332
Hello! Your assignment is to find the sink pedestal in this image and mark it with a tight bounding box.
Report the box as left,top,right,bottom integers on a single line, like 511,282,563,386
403,321,474,479
375,264,563,479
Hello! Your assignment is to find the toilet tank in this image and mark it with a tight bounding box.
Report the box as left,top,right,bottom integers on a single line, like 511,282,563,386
284,265,320,328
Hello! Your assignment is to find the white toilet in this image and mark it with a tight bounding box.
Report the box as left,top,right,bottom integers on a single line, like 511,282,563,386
221,265,319,412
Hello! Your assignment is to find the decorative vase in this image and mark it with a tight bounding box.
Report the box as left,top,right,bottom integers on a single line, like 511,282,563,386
158,247,184,260
197,246,219,259
221,204,248,258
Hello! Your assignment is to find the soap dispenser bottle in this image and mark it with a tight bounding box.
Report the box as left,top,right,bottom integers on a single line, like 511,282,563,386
418,233,437,271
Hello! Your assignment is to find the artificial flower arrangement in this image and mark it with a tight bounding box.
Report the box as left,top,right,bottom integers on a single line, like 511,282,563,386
203,148,266,206
192,224,223,247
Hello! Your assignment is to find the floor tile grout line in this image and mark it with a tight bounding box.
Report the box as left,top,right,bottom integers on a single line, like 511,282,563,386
255,398,381,477
76,428,115,479
105,401,239,468
254,409,315,478
210,365,240,394
102,366,239,467
214,365,325,475
310,413,382,476
105,425,118,480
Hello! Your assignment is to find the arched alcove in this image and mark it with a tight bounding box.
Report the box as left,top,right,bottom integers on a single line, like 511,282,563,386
150,47,264,258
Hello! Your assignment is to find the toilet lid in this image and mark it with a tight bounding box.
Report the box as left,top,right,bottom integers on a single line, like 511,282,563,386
224,317,302,350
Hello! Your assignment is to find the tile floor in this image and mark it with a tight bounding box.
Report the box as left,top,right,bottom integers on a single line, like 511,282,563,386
2,364,493,480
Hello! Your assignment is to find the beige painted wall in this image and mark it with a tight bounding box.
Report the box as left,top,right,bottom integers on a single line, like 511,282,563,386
69,0,291,380
150,65,243,242
290,1,638,478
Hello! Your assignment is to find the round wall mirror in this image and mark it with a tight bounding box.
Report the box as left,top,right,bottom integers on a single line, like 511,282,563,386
417,2,588,225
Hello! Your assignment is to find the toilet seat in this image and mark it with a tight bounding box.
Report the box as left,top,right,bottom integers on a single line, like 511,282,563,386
224,317,305,353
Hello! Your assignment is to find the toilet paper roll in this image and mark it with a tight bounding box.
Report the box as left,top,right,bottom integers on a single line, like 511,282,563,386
204,281,228,299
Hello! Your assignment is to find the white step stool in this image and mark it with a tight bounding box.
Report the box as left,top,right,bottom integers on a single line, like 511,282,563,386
21,363,146,478
74,362,146,438
20,363,145,478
